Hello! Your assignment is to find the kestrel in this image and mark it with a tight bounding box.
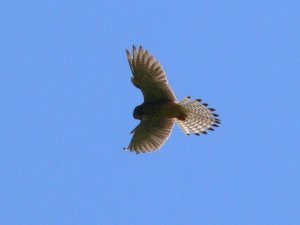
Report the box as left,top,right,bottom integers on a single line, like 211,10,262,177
124,45,220,154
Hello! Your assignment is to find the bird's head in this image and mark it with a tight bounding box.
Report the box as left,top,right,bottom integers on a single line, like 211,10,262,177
133,105,144,120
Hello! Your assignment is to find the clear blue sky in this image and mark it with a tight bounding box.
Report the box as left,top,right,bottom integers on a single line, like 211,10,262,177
1,1,299,224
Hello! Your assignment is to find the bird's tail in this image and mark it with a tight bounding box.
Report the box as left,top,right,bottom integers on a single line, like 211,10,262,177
176,96,220,136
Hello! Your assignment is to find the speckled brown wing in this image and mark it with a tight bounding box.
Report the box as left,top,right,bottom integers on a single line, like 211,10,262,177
126,45,176,103
126,118,175,154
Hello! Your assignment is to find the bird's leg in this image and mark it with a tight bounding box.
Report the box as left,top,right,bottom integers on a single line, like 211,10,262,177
177,113,187,121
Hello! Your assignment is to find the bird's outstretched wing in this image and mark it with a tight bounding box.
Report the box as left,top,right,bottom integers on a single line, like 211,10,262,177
126,45,176,103
125,118,175,154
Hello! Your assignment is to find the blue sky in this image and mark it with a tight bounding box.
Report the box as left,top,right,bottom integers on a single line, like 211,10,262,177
1,1,299,224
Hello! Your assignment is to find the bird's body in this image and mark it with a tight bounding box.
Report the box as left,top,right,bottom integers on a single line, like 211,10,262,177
124,45,220,154
133,101,187,121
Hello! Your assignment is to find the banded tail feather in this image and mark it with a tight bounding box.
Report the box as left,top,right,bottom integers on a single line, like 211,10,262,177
176,96,220,136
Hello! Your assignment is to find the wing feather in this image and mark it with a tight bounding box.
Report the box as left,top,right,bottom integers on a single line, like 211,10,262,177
126,118,175,154
126,45,176,102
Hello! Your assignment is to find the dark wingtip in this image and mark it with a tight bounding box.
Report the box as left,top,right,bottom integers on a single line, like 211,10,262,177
195,133,200,136
126,49,131,57
202,131,208,134
203,103,208,107
212,124,219,127
208,128,215,131
196,99,202,102
213,113,219,117
187,96,191,99
209,108,215,111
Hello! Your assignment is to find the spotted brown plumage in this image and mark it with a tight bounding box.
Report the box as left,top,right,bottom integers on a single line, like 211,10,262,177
124,45,220,154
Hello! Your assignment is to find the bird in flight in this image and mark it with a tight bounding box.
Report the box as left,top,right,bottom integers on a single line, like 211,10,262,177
124,45,220,154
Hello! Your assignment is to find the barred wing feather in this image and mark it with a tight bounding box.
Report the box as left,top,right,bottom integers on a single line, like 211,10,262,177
126,45,176,103
126,118,175,154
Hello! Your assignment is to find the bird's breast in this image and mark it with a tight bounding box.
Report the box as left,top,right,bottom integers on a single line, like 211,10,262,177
141,102,186,119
